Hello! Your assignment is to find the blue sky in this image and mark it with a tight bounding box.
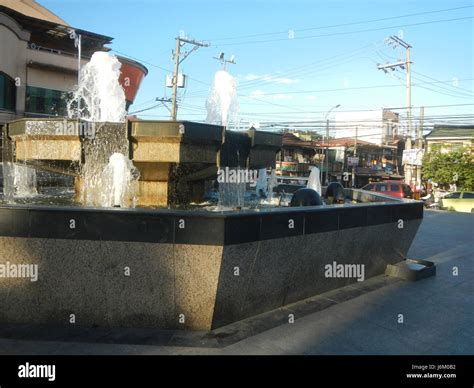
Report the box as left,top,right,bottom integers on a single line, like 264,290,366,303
42,0,473,131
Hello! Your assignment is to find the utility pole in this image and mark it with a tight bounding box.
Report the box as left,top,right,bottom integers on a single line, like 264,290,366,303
378,36,412,186
170,37,181,121
324,104,341,185
325,118,330,185
415,106,424,198
70,30,82,117
352,126,358,188
170,36,209,121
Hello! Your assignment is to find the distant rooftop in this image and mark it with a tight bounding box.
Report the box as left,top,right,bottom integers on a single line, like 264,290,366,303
0,0,68,25
426,125,474,139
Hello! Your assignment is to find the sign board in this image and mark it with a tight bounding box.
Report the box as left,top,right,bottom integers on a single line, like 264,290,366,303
402,148,424,166
335,149,345,162
347,157,359,167
279,162,298,172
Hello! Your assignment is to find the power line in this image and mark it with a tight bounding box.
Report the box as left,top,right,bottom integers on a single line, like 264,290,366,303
413,83,474,100
183,42,383,99
110,49,172,73
237,43,382,88
234,78,474,97
389,70,474,99
142,103,474,116
412,70,474,96
207,5,473,42
214,16,474,46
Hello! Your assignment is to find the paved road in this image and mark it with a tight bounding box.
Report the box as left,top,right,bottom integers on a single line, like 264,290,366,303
0,210,473,355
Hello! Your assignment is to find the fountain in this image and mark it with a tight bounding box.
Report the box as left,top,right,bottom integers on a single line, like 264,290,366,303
206,70,239,128
99,153,139,208
0,54,424,331
67,51,127,122
2,163,37,201
307,166,322,196
255,168,268,198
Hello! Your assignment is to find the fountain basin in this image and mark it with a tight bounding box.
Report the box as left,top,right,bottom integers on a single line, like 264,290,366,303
0,191,423,330
247,127,283,168
3,119,283,207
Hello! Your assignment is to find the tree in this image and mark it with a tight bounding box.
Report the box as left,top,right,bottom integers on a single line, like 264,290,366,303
422,146,474,190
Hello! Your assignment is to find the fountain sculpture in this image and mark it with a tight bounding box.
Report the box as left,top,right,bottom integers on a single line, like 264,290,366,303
0,52,423,331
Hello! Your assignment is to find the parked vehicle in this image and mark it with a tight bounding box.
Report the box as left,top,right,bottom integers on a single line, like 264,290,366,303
439,191,474,213
421,193,440,209
361,180,413,199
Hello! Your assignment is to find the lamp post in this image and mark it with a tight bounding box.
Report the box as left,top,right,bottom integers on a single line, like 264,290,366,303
323,104,341,185
69,29,82,117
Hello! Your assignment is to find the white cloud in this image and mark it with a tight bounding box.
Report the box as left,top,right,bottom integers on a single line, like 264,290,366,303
242,73,299,85
306,95,317,101
249,90,293,101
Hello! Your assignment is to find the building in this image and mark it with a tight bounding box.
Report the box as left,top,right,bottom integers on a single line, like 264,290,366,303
315,137,402,187
334,109,399,146
276,131,402,187
425,125,474,153
0,0,147,123
276,132,322,176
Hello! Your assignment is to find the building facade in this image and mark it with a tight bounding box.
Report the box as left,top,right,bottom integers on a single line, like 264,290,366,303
425,125,474,154
334,109,400,146
276,131,402,187
0,0,147,124
276,132,322,176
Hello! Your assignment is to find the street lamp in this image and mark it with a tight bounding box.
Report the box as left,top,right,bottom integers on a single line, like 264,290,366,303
323,104,341,185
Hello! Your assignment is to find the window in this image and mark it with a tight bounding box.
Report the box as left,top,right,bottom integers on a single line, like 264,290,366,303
445,192,461,199
26,86,69,116
0,72,16,111
376,184,387,192
461,192,474,199
390,185,401,192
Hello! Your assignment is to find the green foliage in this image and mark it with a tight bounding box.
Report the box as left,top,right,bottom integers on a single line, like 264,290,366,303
422,146,474,190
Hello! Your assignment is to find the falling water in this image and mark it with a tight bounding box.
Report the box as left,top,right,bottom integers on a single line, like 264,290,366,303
2,133,38,202
205,70,239,127
2,162,37,202
217,169,246,209
307,166,322,195
67,51,126,122
267,169,278,202
255,168,268,198
208,71,242,208
68,51,138,207
99,153,139,207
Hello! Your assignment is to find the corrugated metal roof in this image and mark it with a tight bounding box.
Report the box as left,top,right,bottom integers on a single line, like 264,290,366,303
426,125,474,139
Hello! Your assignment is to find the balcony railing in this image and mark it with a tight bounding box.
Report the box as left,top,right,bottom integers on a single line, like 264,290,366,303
27,42,78,58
